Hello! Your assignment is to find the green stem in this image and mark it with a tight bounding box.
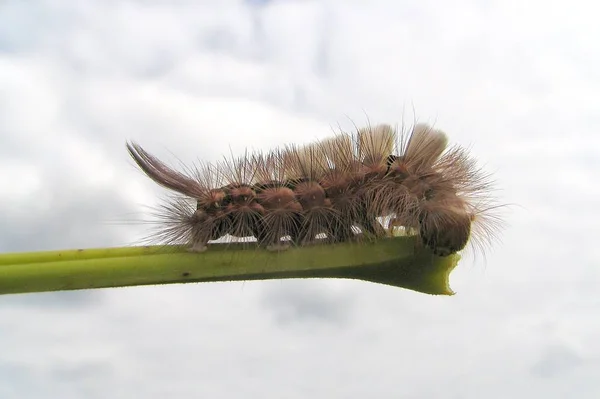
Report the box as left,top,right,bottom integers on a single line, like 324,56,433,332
0,236,459,296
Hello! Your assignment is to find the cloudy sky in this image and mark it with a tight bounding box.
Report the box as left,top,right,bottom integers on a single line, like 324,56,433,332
1,0,599,397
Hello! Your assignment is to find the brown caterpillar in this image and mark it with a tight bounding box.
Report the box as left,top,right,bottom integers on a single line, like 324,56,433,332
127,122,502,256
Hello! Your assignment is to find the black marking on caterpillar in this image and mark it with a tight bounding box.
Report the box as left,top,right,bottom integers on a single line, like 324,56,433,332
126,122,503,257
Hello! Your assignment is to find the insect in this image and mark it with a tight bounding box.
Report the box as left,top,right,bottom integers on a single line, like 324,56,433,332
127,122,502,256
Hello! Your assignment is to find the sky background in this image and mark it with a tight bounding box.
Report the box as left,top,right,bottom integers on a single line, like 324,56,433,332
1,0,599,397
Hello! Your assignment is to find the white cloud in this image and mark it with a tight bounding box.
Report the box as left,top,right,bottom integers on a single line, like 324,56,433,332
1,0,599,397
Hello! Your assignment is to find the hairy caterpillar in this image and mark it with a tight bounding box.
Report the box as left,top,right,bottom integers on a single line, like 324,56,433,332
127,122,502,256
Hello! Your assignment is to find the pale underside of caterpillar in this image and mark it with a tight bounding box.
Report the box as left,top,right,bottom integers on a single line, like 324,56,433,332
127,123,501,257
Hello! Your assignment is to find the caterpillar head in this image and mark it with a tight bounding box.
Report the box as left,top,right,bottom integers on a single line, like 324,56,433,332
419,199,473,256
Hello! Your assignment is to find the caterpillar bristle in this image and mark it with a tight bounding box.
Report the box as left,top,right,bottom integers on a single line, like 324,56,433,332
357,123,396,173
128,120,503,257
402,123,449,171
146,196,197,246
284,142,329,182
320,133,354,171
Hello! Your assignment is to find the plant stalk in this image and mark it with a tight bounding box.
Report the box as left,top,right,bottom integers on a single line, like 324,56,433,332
0,236,459,296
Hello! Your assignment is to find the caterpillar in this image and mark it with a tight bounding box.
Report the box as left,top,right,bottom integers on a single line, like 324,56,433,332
126,122,502,257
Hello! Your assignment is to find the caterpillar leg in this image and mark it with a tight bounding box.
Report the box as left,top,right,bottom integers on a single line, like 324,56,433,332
187,226,211,253
355,200,386,239
254,219,294,252
254,186,302,252
187,209,229,253
359,217,386,238
266,242,291,252
188,242,208,253
329,223,356,243
292,181,340,246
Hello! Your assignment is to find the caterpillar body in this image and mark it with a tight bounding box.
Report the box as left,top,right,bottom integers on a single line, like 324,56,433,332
127,122,501,256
